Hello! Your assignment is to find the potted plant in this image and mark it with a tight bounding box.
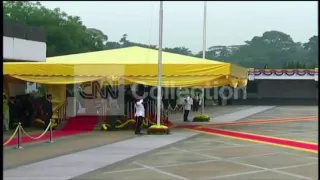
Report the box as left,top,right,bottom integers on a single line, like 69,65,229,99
193,114,210,122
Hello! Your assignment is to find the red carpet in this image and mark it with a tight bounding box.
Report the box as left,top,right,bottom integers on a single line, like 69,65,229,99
3,116,99,147
190,127,318,153
61,116,98,131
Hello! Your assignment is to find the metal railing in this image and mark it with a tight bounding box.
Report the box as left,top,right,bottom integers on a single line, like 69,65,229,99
54,100,67,125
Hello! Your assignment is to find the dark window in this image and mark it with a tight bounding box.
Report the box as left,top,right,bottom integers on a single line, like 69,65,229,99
246,81,258,93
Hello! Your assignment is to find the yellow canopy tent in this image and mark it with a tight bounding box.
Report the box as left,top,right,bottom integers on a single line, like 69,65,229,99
3,46,248,87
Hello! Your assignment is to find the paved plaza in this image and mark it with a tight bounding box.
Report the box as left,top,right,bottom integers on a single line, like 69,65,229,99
74,134,317,180
3,106,318,180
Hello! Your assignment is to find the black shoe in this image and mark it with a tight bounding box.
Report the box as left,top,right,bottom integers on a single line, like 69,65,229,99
135,132,143,135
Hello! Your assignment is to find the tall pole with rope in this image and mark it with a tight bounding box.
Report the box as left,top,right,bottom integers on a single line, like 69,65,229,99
201,1,207,114
156,1,163,126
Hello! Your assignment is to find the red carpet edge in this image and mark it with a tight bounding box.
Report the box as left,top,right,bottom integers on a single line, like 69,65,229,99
186,127,318,153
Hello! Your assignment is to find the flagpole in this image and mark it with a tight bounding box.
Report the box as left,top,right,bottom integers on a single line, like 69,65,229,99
156,1,163,126
201,1,207,114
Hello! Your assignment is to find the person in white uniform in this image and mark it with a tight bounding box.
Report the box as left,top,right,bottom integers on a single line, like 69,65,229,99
183,95,192,122
134,99,145,135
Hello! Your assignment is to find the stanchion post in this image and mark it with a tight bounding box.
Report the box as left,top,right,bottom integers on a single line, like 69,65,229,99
126,102,129,119
47,119,54,143
15,122,23,149
130,101,133,118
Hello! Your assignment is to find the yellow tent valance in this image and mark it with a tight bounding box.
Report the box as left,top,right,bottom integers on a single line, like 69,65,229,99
124,76,247,88
124,75,225,87
7,74,247,88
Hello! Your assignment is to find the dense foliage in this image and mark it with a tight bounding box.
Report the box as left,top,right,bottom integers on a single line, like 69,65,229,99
4,1,318,68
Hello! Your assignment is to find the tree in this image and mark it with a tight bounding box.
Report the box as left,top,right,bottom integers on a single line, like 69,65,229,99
227,31,309,68
164,47,193,56
3,1,105,57
304,36,318,52
105,41,122,50
87,28,108,45
304,36,318,68
195,45,240,62
119,34,130,47
118,34,157,49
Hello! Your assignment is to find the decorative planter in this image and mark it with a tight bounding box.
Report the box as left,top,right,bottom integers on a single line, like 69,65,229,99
193,114,210,122
147,125,170,135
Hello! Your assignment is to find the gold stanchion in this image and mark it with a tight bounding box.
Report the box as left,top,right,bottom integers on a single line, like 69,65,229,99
47,119,54,143
3,124,20,146
126,102,129,119
15,122,23,149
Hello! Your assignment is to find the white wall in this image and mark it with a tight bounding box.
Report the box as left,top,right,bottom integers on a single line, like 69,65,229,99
3,36,46,62
66,97,77,118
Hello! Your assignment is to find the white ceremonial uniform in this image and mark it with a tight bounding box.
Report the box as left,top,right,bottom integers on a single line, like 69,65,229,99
184,97,192,110
134,99,145,117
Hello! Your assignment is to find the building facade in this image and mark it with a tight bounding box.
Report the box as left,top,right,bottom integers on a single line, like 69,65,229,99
235,68,318,105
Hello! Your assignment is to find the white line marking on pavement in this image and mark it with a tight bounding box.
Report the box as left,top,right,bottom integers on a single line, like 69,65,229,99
171,147,281,161
197,139,243,146
190,144,264,151
274,162,318,170
205,170,267,179
155,144,263,155
100,149,317,178
101,167,146,174
133,161,190,180
155,159,218,168
171,147,222,159
271,169,314,180
102,159,221,175
173,147,314,180
280,152,318,160
205,162,318,180
228,152,282,160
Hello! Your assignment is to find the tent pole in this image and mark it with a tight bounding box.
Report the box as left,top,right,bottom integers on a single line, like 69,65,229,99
156,1,163,126
201,1,207,114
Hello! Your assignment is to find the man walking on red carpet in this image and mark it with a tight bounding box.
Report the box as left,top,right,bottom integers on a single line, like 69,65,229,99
134,99,145,135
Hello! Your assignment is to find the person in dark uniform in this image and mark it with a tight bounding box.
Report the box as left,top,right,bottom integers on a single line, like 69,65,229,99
13,96,25,126
3,94,10,131
8,97,17,129
43,94,53,130
193,94,201,112
24,94,34,127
